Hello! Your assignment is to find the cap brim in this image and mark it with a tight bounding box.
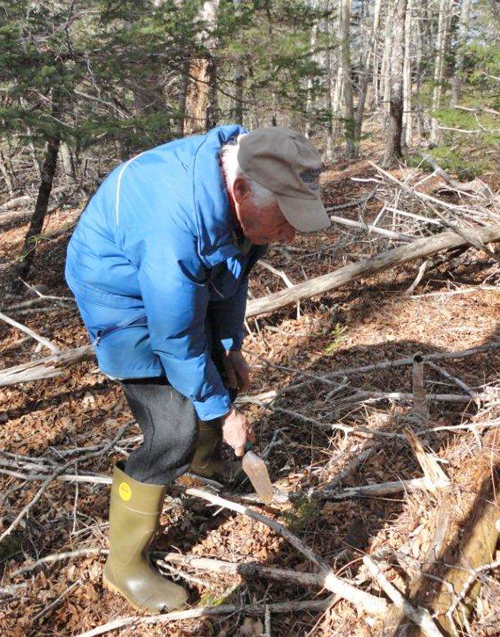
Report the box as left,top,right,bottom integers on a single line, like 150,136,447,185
276,194,331,232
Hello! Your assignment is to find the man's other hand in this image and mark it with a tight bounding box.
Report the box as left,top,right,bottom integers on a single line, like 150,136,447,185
222,406,255,457
223,350,251,391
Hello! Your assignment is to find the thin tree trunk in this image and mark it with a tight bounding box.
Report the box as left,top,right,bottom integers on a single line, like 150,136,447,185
430,0,454,144
383,0,408,165
355,0,383,145
380,5,394,120
341,0,356,157
232,0,245,125
0,149,15,197
177,59,190,136
402,0,413,149
305,2,319,139
206,52,219,130
13,93,62,292
323,0,334,160
183,0,219,135
60,142,75,184
414,0,424,141
451,0,472,105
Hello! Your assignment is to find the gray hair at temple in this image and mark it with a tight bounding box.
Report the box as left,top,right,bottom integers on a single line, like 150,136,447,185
220,134,277,208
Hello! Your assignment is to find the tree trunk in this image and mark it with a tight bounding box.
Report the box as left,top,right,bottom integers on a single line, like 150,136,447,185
380,4,394,120
183,0,219,135
60,142,75,184
382,0,407,166
341,0,356,157
0,149,15,197
13,92,62,292
232,0,245,125
451,0,472,105
323,0,334,161
414,0,424,141
177,59,190,136
305,2,319,139
402,0,413,149
355,0,383,145
430,0,454,144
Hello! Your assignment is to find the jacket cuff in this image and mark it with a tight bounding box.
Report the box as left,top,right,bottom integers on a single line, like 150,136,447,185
193,392,232,420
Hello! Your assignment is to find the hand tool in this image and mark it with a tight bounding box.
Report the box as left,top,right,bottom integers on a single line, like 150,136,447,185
241,442,273,504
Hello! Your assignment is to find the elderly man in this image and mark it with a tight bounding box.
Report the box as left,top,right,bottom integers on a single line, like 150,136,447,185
65,125,330,614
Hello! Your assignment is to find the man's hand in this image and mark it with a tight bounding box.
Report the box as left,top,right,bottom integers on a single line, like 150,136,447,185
223,350,251,391
222,406,255,457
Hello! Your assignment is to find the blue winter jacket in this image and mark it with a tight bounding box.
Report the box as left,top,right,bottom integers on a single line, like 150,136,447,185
65,125,266,420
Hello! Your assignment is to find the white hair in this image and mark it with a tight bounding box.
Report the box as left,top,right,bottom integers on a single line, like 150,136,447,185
220,134,277,208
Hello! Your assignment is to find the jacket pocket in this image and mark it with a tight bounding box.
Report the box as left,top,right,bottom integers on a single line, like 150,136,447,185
94,314,148,346
93,315,163,378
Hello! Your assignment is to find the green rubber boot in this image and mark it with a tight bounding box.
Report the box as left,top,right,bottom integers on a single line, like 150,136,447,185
189,420,242,485
102,465,188,614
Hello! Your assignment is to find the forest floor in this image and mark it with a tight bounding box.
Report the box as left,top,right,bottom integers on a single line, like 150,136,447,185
1,144,500,637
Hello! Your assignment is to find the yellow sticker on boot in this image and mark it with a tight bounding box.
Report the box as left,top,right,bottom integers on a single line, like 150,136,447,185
119,482,132,501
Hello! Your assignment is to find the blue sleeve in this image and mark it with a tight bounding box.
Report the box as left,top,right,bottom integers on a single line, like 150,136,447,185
208,277,248,352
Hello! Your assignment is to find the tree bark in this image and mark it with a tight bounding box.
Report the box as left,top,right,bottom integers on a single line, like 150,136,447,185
382,0,407,166
451,0,472,105
323,0,335,160
232,0,245,125
305,6,319,139
183,0,219,135
12,90,63,292
402,0,413,149
0,149,15,197
355,0,383,145
60,142,75,184
429,0,454,144
380,3,394,119
341,0,356,157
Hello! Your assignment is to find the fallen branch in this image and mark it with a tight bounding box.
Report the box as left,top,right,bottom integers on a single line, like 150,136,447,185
404,428,450,493
0,310,60,354
369,161,493,220
12,547,107,576
280,341,500,395
363,555,444,637
420,153,493,197
0,422,131,546
185,487,387,615
328,477,430,499
245,224,500,317
74,596,337,637
326,190,376,211
337,390,476,404
0,344,93,386
385,430,500,636
160,553,325,588
328,214,414,242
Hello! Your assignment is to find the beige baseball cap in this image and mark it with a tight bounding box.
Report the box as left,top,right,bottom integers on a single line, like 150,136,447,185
237,127,331,232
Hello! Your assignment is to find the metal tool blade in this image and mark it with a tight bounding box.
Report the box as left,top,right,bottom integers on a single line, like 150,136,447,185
241,449,273,504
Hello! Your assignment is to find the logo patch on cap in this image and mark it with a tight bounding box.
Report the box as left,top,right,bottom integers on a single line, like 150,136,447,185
300,168,321,192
